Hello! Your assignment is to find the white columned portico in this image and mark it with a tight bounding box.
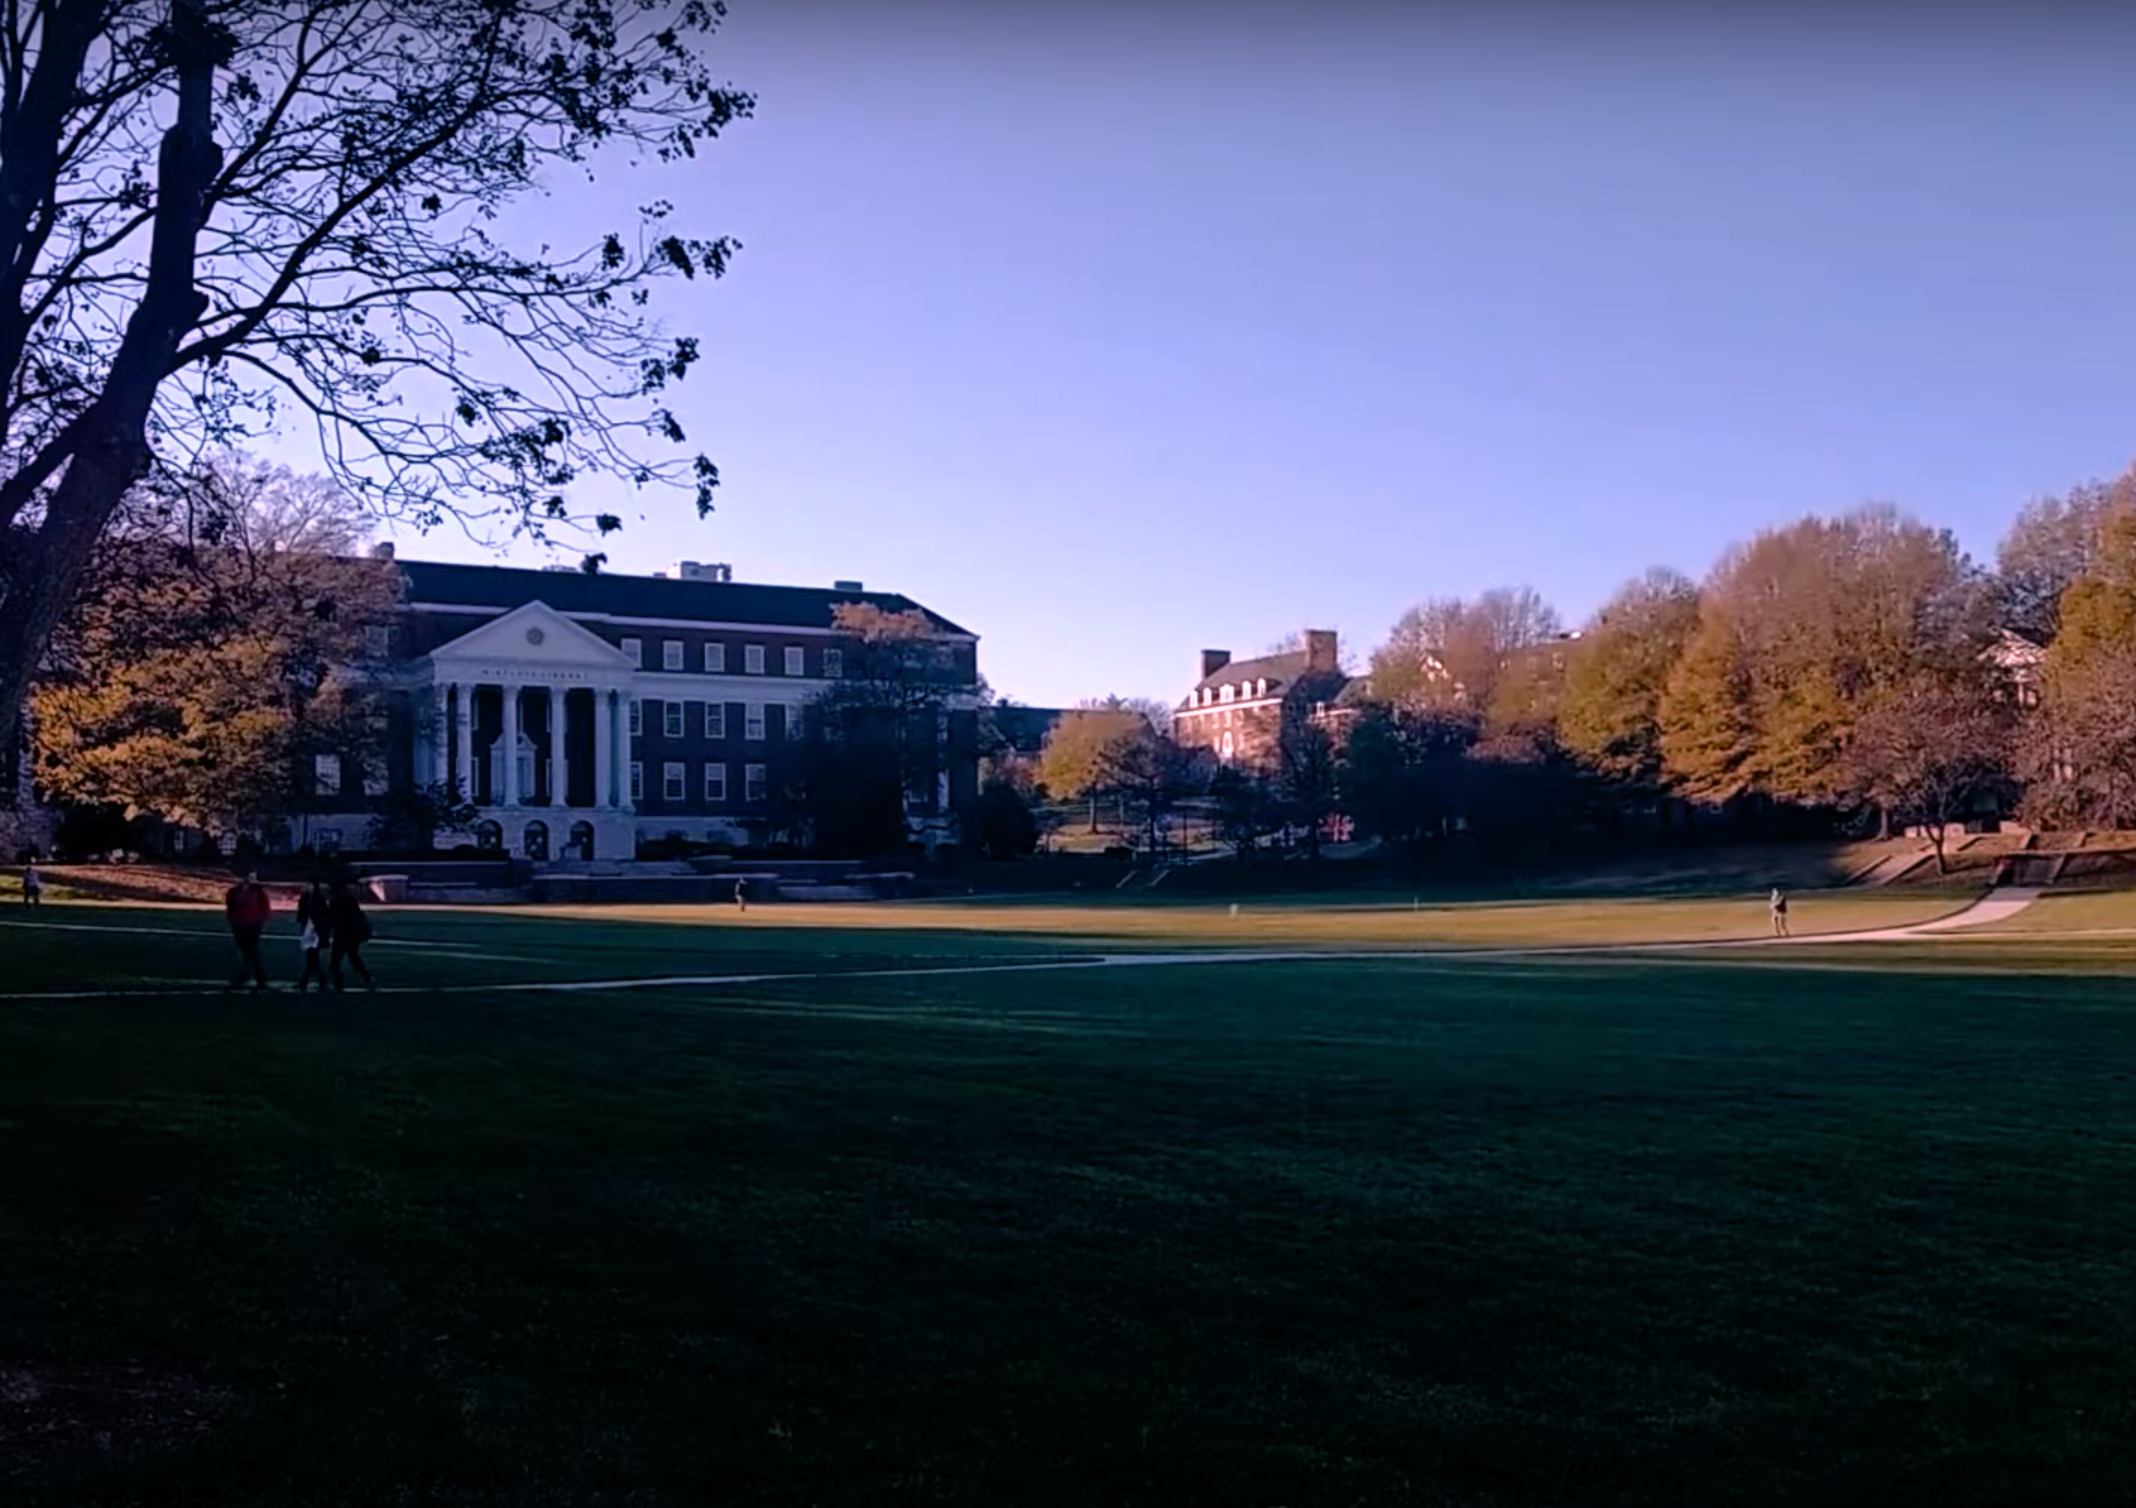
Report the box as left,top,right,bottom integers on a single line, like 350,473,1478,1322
418,600,636,857
500,682,522,806
454,683,475,802
548,685,567,805
594,689,615,811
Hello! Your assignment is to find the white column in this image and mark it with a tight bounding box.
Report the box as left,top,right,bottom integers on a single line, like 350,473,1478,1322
616,691,635,811
500,683,522,805
549,685,568,806
431,684,451,789
594,688,614,810
935,707,951,813
454,683,475,804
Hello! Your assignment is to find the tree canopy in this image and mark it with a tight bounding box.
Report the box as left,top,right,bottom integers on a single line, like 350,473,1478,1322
30,452,398,834
0,0,752,740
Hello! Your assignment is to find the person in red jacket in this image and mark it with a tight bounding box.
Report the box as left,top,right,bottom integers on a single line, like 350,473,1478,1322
225,871,274,992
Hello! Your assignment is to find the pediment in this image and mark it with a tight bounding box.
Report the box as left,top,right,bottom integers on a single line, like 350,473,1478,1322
427,600,631,670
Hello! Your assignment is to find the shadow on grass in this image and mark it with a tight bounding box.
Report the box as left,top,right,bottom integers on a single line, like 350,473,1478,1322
3,949,2134,1504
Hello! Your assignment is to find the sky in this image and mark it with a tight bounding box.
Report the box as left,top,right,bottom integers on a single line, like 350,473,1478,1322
275,2,2136,708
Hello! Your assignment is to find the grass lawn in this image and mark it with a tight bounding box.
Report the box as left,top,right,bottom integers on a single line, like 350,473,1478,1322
3,896,2134,1505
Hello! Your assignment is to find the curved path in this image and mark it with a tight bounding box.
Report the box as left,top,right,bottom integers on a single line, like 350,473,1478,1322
0,887,2051,1002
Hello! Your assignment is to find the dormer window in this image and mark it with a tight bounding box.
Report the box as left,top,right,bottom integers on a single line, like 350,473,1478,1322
1256,678,1268,697
1220,684,1234,703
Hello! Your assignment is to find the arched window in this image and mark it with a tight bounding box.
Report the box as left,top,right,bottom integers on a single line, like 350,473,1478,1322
523,820,549,861
568,821,595,860
1255,678,1267,697
1220,684,1234,703
473,819,503,851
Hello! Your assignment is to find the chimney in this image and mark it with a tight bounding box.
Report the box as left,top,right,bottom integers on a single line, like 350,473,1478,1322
833,579,864,592
369,541,395,561
1304,629,1338,672
1201,649,1232,680
671,561,734,583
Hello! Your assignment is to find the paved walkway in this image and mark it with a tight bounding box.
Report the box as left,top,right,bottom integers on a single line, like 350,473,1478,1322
0,887,2052,1002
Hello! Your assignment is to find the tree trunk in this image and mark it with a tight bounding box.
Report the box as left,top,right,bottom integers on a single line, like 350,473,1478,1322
1878,805,1891,841
1931,823,1948,876
0,0,223,738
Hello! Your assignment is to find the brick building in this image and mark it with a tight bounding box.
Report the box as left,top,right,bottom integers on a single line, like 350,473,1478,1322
1173,630,1352,769
296,554,983,860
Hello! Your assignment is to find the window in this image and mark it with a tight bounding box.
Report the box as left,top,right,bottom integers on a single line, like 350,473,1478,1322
745,762,767,803
621,636,643,666
663,701,684,739
629,762,644,802
1256,678,1268,697
1220,684,1234,703
704,702,726,739
745,703,766,741
364,625,391,659
704,762,727,803
824,648,843,679
703,642,726,673
663,639,684,671
663,761,686,801
362,755,389,798
784,645,805,676
629,698,643,736
745,643,766,675
314,752,341,795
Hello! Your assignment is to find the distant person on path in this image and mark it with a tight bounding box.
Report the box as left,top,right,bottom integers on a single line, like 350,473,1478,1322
734,877,748,913
328,879,376,992
225,871,274,992
1770,886,1790,938
295,879,333,993
20,859,40,909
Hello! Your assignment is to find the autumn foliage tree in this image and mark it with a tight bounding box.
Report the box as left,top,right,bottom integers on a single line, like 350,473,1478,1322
31,454,400,837
1658,507,1993,819
1559,566,1700,795
0,0,752,749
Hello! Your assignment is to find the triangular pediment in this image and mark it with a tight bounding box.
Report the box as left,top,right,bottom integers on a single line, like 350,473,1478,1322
427,600,632,669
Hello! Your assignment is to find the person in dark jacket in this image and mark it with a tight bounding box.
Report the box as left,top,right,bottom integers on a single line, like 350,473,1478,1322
224,871,273,992
329,879,376,991
295,879,333,993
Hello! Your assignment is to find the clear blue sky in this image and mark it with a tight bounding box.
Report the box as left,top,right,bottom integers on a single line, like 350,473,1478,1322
322,4,2136,708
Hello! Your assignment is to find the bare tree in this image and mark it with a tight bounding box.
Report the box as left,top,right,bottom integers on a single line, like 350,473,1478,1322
1846,676,2010,870
0,0,751,739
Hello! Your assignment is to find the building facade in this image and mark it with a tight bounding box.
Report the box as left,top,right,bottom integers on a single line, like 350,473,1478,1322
300,554,983,860
1173,630,1351,769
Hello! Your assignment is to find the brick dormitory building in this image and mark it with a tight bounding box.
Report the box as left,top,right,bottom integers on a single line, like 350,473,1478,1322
1172,630,1364,769
296,552,984,861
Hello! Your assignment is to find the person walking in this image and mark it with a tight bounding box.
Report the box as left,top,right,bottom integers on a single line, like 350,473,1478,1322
734,877,748,913
225,871,274,992
328,879,376,992
1769,886,1790,938
20,858,41,910
294,879,333,994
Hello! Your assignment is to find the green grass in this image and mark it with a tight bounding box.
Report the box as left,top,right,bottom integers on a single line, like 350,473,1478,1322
4,896,2135,1505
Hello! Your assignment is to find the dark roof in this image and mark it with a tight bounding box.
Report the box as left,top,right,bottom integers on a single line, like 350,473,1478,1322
988,705,1070,754
397,559,975,638
1191,649,1310,697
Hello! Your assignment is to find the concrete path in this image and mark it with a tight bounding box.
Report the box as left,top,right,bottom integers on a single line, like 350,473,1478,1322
0,887,2051,1003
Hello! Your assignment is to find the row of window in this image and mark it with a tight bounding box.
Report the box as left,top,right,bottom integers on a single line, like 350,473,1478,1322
1190,677,1269,708
630,761,768,805
618,637,842,679
629,699,783,741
